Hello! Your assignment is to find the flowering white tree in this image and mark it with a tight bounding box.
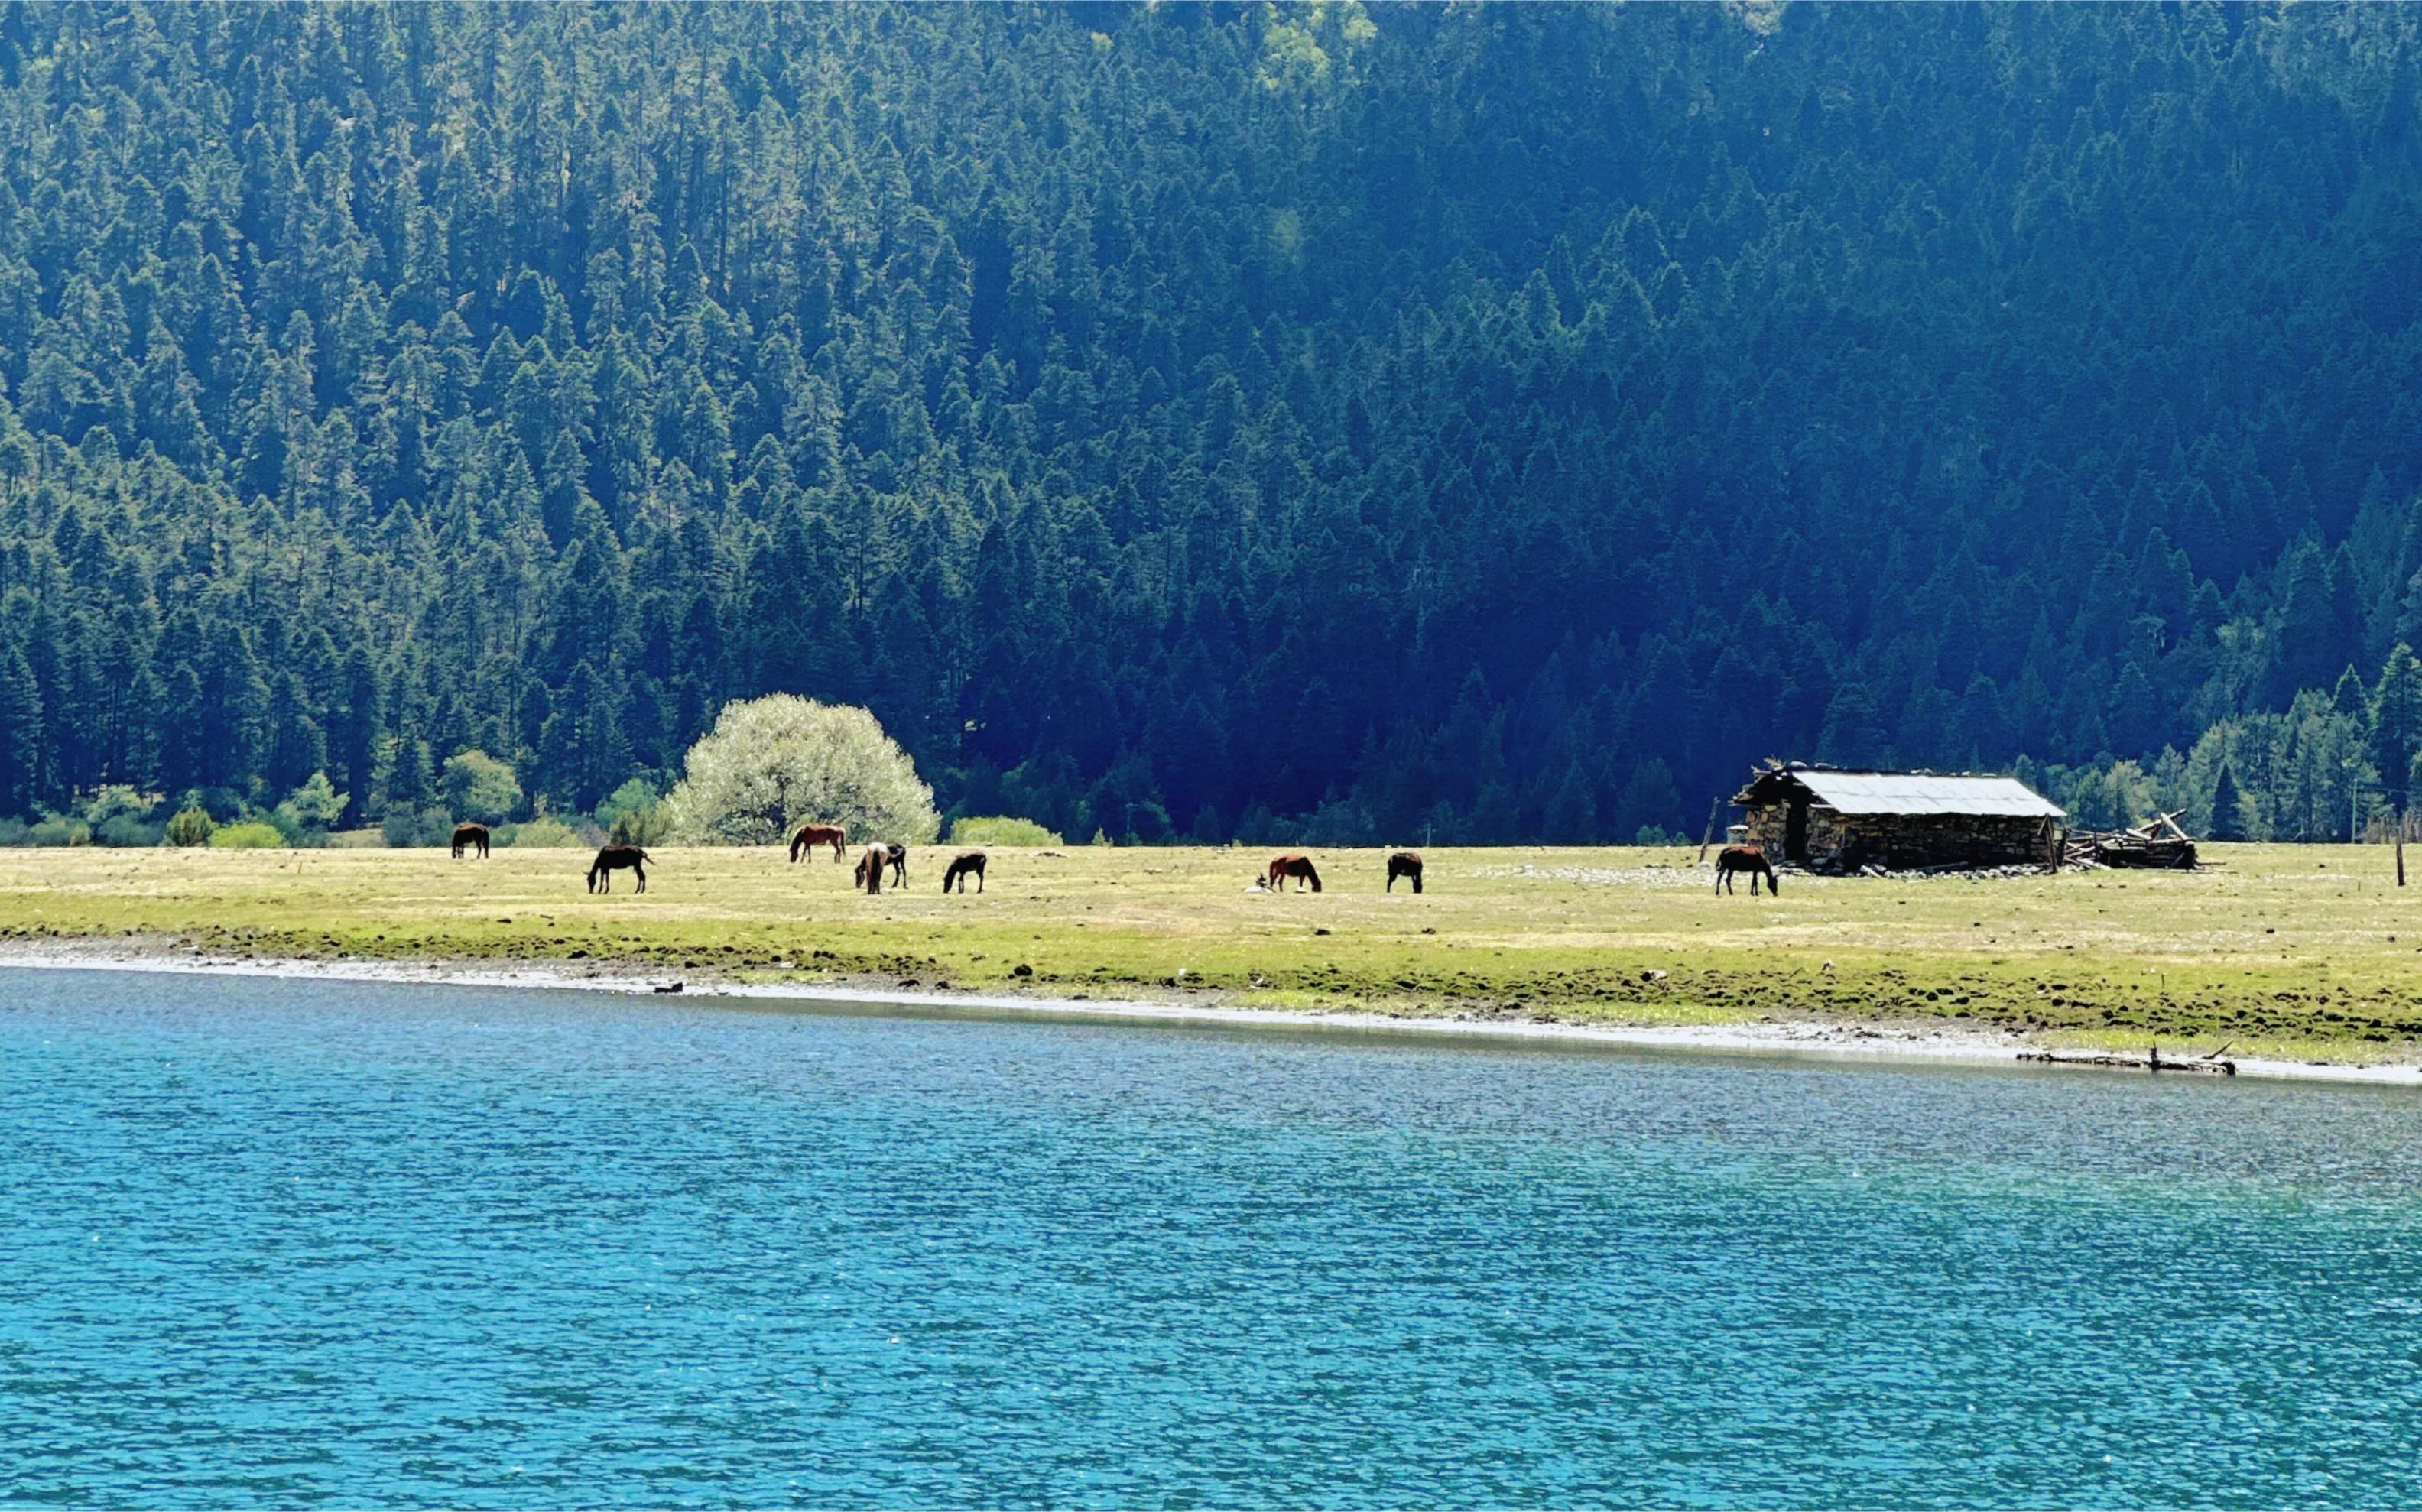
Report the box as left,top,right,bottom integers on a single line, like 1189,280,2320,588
665,695,940,845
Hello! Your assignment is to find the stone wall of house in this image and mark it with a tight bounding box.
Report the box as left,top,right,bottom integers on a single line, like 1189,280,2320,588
1740,806,1791,853
1822,812,2058,870
1737,804,2057,870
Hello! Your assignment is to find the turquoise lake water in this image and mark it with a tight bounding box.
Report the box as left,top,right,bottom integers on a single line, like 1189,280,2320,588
5,968,2422,1508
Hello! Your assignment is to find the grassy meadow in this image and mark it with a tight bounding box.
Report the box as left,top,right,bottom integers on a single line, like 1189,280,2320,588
2,842,2421,1060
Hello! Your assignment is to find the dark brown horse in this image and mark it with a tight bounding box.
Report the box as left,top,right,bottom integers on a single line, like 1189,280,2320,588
452,823,490,860
942,851,988,894
1267,854,1322,893
854,844,889,895
1716,844,1778,896
790,822,847,863
588,845,651,894
885,842,907,887
1385,851,1424,893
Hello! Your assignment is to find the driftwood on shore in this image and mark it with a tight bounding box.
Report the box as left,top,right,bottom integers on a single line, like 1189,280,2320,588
2016,1042,2235,1076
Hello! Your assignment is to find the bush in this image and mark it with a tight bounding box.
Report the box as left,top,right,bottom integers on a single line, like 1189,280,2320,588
0,816,29,848
164,806,216,847
381,805,453,848
597,777,670,845
506,816,584,848
29,816,90,847
208,821,286,849
439,750,521,825
97,816,163,847
666,694,939,845
948,814,1063,846
327,828,387,849
82,785,156,832
265,803,330,848
282,772,349,832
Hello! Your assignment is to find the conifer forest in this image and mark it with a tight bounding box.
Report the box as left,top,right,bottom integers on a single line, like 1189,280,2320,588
6,2,2422,845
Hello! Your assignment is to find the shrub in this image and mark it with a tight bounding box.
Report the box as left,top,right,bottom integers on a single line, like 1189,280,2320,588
326,828,386,849
381,805,453,848
164,806,216,847
597,777,670,846
948,814,1063,846
506,816,584,848
82,785,156,832
208,821,286,849
439,750,521,825
97,816,163,847
0,817,24,847
265,804,330,848
30,816,91,847
282,772,349,832
666,694,938,845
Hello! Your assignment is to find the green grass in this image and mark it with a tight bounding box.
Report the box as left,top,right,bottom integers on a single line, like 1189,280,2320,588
3,842,2420,1060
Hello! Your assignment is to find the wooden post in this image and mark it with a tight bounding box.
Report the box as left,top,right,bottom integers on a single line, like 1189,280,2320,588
1697,797,1723,863
2398,828,2406,888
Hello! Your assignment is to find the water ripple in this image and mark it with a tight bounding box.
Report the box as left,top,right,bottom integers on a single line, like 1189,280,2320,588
5,968,2420,1507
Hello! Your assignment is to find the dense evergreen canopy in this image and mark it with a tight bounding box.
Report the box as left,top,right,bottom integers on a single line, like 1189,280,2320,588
5,2,2422,842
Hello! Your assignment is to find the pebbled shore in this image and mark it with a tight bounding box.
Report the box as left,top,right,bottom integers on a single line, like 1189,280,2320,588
4,936,2415,1088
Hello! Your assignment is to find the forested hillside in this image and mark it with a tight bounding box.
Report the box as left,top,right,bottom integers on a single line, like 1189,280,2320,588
6,2,2422,845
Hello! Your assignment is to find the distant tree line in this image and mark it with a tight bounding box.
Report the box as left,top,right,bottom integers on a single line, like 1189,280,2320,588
5,5,2422,844
2039,641,2422,842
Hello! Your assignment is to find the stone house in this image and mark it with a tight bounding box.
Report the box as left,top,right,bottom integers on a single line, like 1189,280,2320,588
1730,765,2066,872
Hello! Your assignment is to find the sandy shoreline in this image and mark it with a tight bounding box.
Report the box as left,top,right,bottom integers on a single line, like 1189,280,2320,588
2,939,2417,1087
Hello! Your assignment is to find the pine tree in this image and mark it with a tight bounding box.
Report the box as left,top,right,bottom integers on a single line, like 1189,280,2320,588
0,641,44,815
2372,644,2422,813
2208,761,2248,842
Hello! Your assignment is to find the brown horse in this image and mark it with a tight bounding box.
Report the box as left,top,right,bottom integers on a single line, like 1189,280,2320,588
1267,854,1322,893
942,851,988,894
1716,844,1778,896
1385,851,1424,893
452,823,490,860
588,845,651,894
854,844,889,895
790,822,847,863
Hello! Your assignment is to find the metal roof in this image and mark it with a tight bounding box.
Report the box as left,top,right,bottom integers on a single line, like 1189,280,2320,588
1786,771,2066,819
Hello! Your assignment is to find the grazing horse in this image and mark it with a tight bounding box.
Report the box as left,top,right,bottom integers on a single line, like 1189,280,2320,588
854,845,889,895
451,823,490,860
587,845,651,894
885,842,908,887
790,823,846,863
1267,854,1322,893
1715,844,1778,896
1385,851,1424,894
943,851,988,894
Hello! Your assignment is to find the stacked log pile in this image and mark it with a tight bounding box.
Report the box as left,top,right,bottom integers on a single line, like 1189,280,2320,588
2064,811,2200,870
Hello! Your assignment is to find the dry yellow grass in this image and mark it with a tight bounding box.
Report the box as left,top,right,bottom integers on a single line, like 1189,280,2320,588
0,841,2417,1059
